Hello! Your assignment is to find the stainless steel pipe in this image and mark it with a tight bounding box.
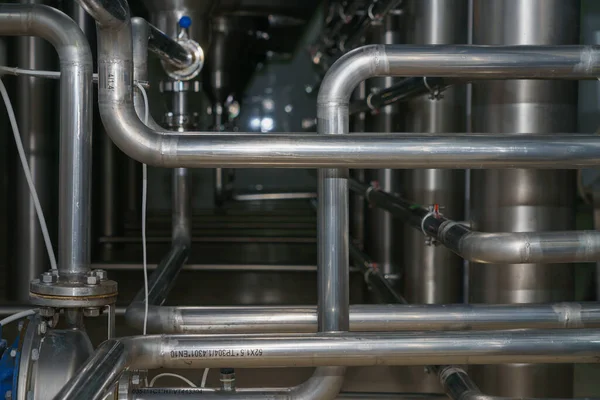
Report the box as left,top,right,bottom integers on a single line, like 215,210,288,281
0,4,93,275
352,179,600,263
125,302,600,334
74,3,600,168
434,365,589,400
147,22,195,71
55,328,600,399
131,389,446,400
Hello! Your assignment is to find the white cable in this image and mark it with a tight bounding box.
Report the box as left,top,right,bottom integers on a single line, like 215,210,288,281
200,368,210,388
135,82,150,335
0,78,57,270
149,373,197,388
0,66,99,81
0,309,37,326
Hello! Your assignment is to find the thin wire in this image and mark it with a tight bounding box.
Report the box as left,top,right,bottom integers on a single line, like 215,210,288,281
149,373,197,388
0,309,37,326
201,368,210,388
0,66,99,81
0,78,57,270
135,82,150,335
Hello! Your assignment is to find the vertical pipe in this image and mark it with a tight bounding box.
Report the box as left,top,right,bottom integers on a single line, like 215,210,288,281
12,0,55,300
65,2,122,262
363,14,403,283
471,0,579,396
317,166,349,332
317,98,349,333
172,167,191,245
403,0,467,304
349,82,366,250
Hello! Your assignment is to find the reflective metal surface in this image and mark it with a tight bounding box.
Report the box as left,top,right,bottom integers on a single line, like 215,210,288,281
364,14,403,279
126,301,600,334
403,0,467,306
471,0,580,396
0,4,93,277
11,0,56,301
77,5,600,169
30,329,94,400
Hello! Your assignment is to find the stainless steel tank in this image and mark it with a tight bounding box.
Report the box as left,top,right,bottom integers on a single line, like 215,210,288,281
400,0,468,393
402,0,467,305
470,0,579,396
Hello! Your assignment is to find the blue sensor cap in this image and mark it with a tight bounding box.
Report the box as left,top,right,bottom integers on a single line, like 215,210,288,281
179,16,192,29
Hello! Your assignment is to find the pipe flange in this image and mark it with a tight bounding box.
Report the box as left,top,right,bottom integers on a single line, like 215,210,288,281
161,38,204,81
29,270,117,308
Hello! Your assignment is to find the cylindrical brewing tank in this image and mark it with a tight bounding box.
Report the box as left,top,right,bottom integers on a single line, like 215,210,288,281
401,0,467,393
403,0,467,304
364,14,403,283
11,0,57,300
471,0,579,396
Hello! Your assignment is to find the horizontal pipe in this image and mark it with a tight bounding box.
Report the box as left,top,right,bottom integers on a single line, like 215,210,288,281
124,302,600,334
70,3,600,169
349,77,455,114
351,179,600,263
131,389,446,400
0,305,126,317
93,263,321,272
56,329,600,399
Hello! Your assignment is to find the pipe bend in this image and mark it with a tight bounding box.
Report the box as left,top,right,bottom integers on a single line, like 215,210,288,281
317,44,390,107
0,4,92,68
76,0,129,29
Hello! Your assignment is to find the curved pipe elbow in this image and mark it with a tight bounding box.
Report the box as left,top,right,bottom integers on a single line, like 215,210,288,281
99,103,171,167
0,4,92,68
317,45,390,107
289,367,345,400
75,0,129,29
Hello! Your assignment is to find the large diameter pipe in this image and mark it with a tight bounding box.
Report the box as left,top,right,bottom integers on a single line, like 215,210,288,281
55,328,600,399
471,1,579,396
72,2,600,168
125,302,600,334
0,4,93,275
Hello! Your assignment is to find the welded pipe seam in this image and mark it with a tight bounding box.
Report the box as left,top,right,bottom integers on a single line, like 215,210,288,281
353,179,600,264
54,328,600,400
64,2,600,169
124,302,600,334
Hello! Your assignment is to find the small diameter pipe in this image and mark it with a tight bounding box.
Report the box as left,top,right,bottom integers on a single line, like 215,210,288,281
340,0,402,52
349,244,407,304
147,22,194,70
350,179,600,264
55,329,600,400
349,77,456,115
433,365,595,400
0,4,93,275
